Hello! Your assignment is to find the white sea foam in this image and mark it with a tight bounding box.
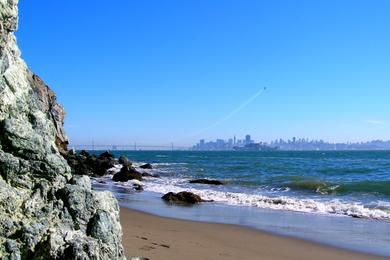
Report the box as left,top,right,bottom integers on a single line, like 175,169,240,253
92,161,390,221
142,177,390,220
106,165,122,174
152,162,188,166
123,179,144,186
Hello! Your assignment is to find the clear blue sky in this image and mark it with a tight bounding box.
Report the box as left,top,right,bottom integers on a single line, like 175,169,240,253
17,0,390,146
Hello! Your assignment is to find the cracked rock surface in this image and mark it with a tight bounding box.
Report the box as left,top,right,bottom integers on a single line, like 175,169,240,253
0,0,125,259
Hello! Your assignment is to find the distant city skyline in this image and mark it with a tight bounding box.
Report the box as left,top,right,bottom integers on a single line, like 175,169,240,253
191,135,390,151
69,135,390,151
17,0,390,145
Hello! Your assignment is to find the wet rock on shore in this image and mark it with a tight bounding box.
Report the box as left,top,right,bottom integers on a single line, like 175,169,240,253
162,192,204,204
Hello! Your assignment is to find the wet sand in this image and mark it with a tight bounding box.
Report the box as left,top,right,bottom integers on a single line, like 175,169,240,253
120,207,386,260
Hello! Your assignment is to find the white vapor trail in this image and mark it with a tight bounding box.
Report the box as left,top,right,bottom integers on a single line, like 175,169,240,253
176,87,267,142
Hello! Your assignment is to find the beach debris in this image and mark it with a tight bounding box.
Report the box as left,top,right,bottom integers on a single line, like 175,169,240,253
189,179,224,185
140,163,153,169
162,191,204,204
113,165,143,182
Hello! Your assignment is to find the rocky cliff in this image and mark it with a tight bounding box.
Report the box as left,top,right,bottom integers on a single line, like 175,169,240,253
0,0,125,259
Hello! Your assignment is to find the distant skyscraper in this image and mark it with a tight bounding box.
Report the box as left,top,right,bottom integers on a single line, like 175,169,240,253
234,135,236,145
245,135,251,145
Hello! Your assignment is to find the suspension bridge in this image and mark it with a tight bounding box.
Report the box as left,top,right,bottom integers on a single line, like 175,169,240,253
68,143,191,151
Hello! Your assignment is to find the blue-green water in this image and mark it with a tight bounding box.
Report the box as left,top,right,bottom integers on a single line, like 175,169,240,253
91,150,390,256
103,150,390,219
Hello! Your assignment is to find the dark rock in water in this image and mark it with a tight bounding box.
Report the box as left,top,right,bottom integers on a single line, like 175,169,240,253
99,151,114,159
65,150,116,176
113,166,143,182
67,153,94,176
94,157,116,176
0,2,125,258
94,151,116,175
67,151,145,178
189,179,224,185
141,172,160,178
162,191,203,204
133,184,144,191
79,150,91,157
119,155,132,167
140,163,153,169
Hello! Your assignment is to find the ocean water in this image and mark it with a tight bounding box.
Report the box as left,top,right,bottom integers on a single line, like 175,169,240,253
91,150,390,256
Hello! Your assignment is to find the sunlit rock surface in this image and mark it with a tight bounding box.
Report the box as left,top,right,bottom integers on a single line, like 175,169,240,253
0,0,125,258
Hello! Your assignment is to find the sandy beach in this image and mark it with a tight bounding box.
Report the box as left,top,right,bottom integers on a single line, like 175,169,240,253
120,207,386,260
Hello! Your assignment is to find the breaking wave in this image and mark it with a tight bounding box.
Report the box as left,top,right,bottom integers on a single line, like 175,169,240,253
142,177,390,221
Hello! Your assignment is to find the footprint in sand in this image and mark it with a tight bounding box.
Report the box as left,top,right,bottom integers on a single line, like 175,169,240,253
151,242,170,249
139,245,156,251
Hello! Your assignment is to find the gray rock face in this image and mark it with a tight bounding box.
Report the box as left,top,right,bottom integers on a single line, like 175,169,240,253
0,0,125,259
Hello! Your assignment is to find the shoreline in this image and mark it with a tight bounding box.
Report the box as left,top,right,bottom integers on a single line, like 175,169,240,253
120,207,387,260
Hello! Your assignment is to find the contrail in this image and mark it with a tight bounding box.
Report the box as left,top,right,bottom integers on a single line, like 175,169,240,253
175,87,267,142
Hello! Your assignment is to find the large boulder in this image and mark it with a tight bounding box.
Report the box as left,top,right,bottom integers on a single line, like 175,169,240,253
66,152,95,176
189,179,224,185
0,1,125,259
66,150,117,176
141,172,159,178
94,152,117,176
162,191,204,204
112,166,143,182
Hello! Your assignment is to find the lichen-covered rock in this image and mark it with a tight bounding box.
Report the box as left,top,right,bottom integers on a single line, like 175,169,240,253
0,1,125,259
